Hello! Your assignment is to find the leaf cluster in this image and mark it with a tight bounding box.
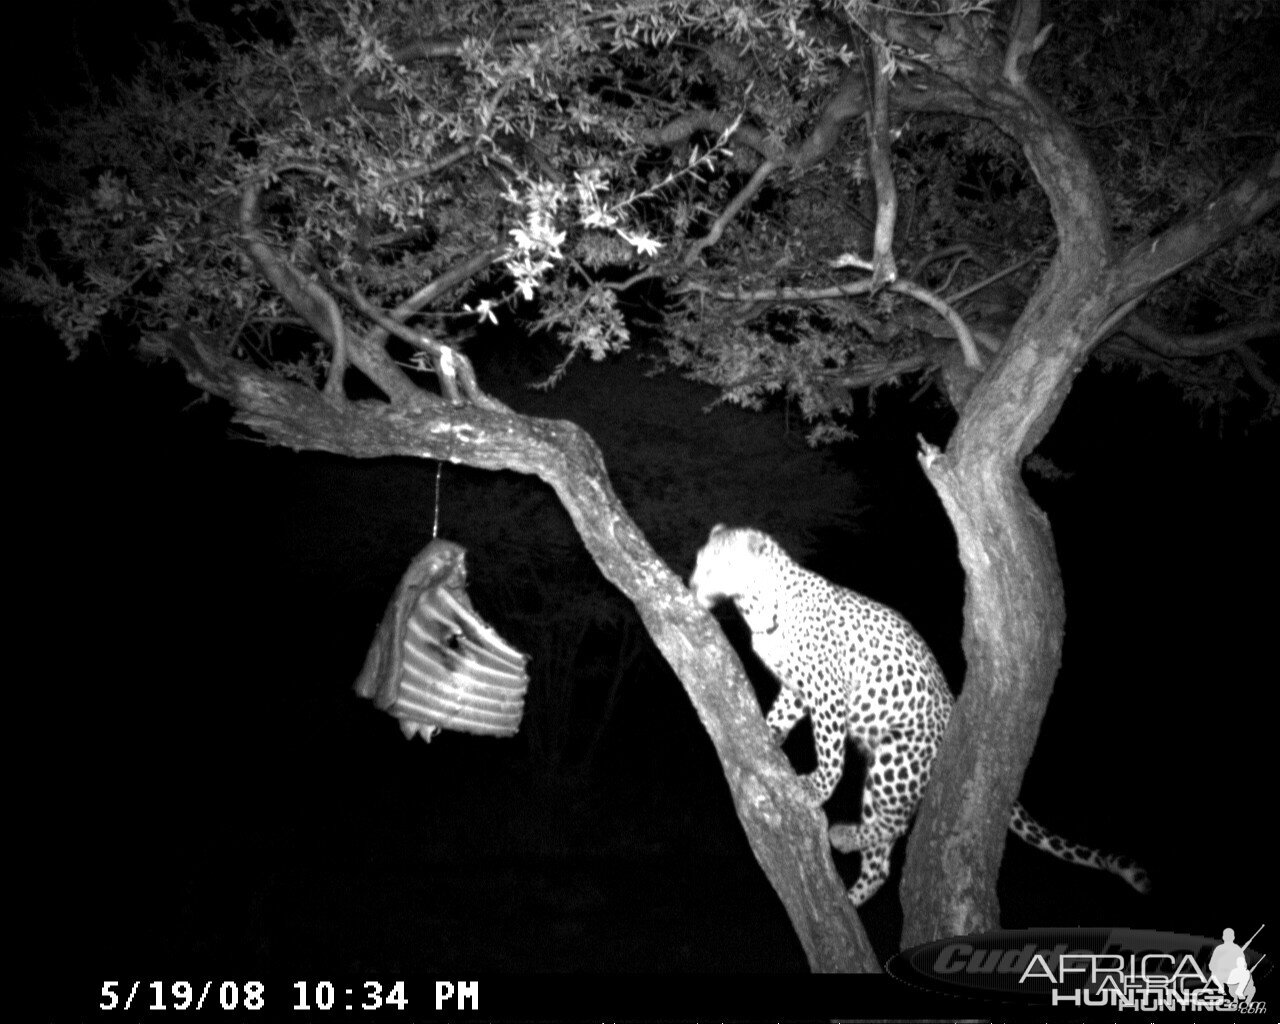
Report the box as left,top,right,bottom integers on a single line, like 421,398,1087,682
6,0,1276,429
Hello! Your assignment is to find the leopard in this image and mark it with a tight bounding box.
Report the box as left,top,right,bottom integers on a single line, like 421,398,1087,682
688,524,1150,906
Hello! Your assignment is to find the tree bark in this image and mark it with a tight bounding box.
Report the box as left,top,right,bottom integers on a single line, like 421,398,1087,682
163,330,877,972
900,148,1278,947
881,0,1115,941
891,0,1279,943
903,291,1100,944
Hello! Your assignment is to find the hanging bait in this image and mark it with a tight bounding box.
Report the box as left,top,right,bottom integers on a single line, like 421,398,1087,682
354,538,529,742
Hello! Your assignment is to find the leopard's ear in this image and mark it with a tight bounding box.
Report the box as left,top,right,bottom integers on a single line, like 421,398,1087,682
747,530,771,556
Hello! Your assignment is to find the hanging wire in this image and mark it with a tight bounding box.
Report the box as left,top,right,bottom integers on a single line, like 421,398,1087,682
432,460,443,539
434,409,459,541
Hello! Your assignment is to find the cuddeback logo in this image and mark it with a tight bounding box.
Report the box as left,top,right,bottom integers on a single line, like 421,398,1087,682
886,925,1268,1011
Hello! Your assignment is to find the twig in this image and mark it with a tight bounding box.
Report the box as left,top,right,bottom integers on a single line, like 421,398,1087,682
682,159,778,267
945,254,1037,304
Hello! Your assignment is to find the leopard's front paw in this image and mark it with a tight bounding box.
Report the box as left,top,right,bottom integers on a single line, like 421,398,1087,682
828,823,860,853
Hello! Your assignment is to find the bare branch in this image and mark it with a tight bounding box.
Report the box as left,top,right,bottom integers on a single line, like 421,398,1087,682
391,29,543,64
1114,314,1280,358
637,110,784,164
863,36,898,288
235,180,417,403
1104,336,1253,397
1109,150,1280,313
1002,0,1050,87
683,271,981,368
641,68,866,172
1235,344,1280,402
230,162,507,407
830,353,930,391
884,14,1113,269
384,144,477,187
793,69,866,169
682,160,778,266
678,278,876,303
893,280,982,369
946,254,1037,305
720,349,929,399
909,244,979,281
334,277,510,413
371,245,508,349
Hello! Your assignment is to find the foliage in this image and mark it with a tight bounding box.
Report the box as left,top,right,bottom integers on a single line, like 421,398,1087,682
6,0,1277,437
1035,1,1279,409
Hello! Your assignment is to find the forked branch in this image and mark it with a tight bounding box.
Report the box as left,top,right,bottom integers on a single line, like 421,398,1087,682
236,180,418,404
334,277,510,413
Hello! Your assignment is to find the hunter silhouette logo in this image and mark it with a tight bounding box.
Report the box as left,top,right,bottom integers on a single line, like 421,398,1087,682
1208,926,1264,1004
888,925,1269,1011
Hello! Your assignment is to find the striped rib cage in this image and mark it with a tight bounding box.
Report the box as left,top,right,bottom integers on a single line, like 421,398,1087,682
354,538,530,742
393,582,529,739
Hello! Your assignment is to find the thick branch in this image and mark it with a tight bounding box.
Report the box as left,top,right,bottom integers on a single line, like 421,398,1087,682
1102,335,1253,397
160,330,877,973
793,69,866,169
863,37,898,288
892,279,981,369
638,110,784,164
375,245,507,347
641,69,865,171
1002,0,1053,88
831,353,930,390
235,172,504,401
885,17,1112,273
236,181,418,404
682,272,981,368
1115,313,1280,358
1109,150,1280,312
334,277,509,413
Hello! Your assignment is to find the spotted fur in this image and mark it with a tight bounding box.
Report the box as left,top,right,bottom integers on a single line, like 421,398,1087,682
689,525,1150,906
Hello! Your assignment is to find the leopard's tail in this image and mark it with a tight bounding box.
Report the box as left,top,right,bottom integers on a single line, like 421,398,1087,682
1009,802,1151,894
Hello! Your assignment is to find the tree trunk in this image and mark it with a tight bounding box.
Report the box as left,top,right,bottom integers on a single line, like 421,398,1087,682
902,448,1065,941
898,141,1278,945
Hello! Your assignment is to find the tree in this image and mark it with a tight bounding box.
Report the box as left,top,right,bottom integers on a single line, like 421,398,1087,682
9,0,1278,971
